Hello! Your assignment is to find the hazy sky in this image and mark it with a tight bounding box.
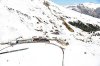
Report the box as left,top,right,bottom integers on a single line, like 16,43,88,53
51,0,100,5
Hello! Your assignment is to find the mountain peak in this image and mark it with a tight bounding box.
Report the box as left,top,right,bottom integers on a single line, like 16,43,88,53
81,2,100,9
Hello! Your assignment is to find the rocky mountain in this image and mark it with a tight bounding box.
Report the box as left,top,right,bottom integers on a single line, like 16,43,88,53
0,0,100,66
65,3,100,18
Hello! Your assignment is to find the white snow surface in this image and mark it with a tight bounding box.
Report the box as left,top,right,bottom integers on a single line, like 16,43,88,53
0,0,100,66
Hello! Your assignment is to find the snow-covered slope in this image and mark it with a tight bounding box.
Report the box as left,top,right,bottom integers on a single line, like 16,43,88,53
0,0,100,66
65,3,100,18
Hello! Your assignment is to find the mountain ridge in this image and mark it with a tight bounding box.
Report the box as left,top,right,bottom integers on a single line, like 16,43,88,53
65,3,100,18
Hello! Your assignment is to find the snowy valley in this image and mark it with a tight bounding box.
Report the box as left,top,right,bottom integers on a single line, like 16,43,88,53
0,0,100,66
